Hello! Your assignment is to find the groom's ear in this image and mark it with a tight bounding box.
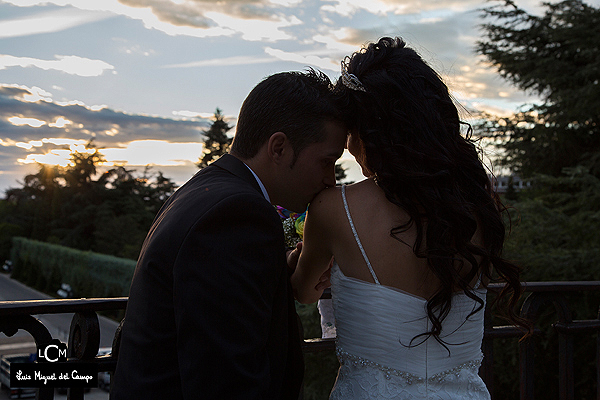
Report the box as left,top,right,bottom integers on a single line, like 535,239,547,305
267,132,291,165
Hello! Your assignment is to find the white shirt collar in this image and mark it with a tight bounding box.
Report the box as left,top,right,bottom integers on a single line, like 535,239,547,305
244,163,271,203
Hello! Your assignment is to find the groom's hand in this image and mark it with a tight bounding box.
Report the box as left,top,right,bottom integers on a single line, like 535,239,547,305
314,258,333,291
286,242,302,274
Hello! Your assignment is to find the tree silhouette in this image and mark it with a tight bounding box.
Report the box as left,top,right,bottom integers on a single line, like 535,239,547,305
1,143,177,260
64,145,106,187
476,0,600,177
197,108,233,169
476,2,600,397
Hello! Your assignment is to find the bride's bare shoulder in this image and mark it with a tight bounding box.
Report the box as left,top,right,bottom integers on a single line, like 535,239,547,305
309,179,379,219
341,178,382,204
345,177,377,191
308,185,342,212
310,179,371,207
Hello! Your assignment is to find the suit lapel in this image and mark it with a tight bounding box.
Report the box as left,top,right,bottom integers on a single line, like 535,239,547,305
212,154,264,198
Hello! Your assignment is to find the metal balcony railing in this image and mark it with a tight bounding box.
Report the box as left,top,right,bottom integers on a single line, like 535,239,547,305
1,281,600,399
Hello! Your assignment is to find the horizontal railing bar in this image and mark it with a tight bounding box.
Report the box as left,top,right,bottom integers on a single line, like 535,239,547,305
484,325,541,339
554,320,600,333
1,281,598,316
301,338,336,352
0,297,128,316
488,281,600,292
324,282,600,298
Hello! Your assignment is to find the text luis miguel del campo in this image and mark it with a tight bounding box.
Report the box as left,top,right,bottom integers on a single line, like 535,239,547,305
10,339,98,388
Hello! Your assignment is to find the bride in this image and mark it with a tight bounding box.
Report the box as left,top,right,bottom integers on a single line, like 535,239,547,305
291,37,528,399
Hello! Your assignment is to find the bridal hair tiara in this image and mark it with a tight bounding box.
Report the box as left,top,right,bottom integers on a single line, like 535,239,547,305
341,57,366,92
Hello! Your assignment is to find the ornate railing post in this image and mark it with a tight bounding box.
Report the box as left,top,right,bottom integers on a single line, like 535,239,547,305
66,311,101,400
597,305,600,400
519,291,573,400
481,303,495,396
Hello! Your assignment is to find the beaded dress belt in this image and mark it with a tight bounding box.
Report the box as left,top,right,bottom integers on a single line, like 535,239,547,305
336,347,483,384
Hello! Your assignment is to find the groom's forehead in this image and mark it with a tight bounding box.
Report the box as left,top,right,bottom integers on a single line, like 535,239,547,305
302,137,346,161
291,119,346,154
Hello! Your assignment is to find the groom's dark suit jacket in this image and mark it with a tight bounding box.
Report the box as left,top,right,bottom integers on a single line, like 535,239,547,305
111,154,304,400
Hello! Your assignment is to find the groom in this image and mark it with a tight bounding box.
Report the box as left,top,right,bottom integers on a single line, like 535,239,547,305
111,70,347,400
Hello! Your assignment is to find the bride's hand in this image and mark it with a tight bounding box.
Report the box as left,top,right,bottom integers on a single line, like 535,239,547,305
286,242,303,273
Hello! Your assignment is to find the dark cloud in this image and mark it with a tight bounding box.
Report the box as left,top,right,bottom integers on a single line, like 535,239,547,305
119,0,214,28
117,0,279,29
0,86,31,98
0,84,213,191
0,84,209,145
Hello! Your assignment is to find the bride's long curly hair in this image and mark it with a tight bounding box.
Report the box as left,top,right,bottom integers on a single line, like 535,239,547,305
334,37,529,345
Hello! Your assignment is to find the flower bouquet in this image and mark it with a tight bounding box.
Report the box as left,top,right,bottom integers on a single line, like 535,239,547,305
276,205,336,339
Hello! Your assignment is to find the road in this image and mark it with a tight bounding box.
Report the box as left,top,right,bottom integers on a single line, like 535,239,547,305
0,272,119,399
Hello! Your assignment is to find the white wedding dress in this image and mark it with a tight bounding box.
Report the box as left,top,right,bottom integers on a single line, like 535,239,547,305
328,186,490,399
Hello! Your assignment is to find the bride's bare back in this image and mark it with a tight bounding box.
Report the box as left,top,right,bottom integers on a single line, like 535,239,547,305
293,177,485,304
329,179,439,299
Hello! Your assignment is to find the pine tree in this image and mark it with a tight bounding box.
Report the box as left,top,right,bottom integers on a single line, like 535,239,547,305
197,108,233,169
476,0,600,177
476,3,600,397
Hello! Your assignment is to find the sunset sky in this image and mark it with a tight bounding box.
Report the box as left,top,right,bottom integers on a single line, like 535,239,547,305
2,0,596,192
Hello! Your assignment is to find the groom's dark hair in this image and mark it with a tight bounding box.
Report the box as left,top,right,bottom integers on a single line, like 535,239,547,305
231,69,343,162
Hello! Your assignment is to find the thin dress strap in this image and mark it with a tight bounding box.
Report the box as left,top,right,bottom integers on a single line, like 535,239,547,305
341,185,380,285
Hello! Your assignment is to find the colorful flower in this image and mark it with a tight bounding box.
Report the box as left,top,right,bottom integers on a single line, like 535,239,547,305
276,206,306,247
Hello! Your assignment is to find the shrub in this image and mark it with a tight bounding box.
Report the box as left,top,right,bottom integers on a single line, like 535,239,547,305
10,237,135,299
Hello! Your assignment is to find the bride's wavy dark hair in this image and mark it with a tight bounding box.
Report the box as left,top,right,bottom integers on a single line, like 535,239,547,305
334,37,530,345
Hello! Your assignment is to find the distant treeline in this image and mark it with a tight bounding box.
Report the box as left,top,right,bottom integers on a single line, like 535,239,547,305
0,143,178,263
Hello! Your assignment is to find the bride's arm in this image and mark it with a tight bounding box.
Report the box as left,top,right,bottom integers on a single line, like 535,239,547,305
291,189,336,304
